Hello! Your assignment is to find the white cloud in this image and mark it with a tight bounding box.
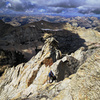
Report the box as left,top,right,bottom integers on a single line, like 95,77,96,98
6,2,11,8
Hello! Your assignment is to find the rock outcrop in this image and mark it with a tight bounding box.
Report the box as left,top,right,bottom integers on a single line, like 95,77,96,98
0,37,61,99
64,23,100,43
69,49,100,100
0,36,100,100
51,49,100,100
0,49,25,76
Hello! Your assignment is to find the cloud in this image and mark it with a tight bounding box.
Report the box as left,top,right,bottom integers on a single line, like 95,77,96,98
92,9,100,14
0,0,100,15
49,0,85,8
47,7,65,14
78,0,100,14
7,0,37,11
0,0,6,8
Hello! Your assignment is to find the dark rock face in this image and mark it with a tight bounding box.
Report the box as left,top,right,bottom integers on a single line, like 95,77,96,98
54,30,86,54
0,20,13,37
0,20,44,60
0,49,25,76
42,30,87,54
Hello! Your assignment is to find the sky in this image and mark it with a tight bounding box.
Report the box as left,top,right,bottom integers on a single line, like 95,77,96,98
0,0,100,17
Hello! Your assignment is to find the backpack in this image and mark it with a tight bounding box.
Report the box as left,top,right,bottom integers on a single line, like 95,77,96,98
53,76,56,80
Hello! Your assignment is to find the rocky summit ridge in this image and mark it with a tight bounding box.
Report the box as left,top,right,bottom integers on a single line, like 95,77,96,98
0,34,100,100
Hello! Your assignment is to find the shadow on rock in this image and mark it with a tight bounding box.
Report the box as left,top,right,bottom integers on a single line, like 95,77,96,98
43,29,87,54
56,56,79,82
0,49,26,76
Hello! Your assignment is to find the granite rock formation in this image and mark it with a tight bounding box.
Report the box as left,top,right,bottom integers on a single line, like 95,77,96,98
0,35,100,100
64,23,100,43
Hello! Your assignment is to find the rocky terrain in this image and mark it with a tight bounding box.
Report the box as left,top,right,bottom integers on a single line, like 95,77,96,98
0,17,100,100
0,49,25,76
0,15,100,29
65,16,100,29
0,34,100,100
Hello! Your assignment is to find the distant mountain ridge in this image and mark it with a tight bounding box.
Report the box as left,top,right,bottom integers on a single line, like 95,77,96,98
0,15,100,30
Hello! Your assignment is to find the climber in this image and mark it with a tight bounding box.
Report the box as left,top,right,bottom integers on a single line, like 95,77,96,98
48,70,56,83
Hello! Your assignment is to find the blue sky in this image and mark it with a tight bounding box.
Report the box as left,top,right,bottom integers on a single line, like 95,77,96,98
0,0,100,16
